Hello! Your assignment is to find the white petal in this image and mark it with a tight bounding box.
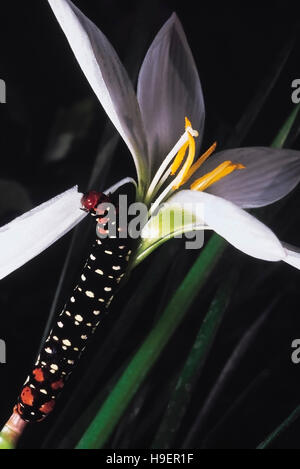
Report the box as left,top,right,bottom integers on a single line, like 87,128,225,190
198,147,300,208
0,187,86,280
48,0,148,183
167,190,286,262
137,13,205,175
282,243,300,270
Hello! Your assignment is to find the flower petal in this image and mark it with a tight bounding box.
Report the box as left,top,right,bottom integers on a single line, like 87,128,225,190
168,190,286,262
282,243,300,270
48,0,148,185
137,13,205,175
194,147,300,208
0,187,86,280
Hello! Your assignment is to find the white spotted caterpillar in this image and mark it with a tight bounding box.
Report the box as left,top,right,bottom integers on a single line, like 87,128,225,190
16,191,133,423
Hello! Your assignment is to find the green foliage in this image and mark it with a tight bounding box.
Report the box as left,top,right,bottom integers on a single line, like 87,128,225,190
76,235,226,449
152,276,235,448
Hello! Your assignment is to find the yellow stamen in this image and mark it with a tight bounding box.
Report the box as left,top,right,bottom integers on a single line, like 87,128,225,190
173,131,196,190
182,141,217,184
170,117,196,175
171,141,189,175
191,161,245,192
148,118,198,214
185,116,192,130
149,117,246,215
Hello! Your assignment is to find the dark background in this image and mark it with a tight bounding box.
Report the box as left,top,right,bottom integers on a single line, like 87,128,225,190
0,0,300,449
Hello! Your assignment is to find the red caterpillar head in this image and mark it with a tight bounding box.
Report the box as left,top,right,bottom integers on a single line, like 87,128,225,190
81,191,110,213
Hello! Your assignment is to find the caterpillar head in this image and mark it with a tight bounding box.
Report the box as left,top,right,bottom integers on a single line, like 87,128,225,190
81,191,110,214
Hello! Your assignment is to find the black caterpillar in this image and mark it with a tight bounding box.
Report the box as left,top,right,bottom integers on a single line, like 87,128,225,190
16,191,133,422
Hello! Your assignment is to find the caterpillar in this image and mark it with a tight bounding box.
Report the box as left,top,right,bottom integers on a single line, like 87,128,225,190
15,191,133,423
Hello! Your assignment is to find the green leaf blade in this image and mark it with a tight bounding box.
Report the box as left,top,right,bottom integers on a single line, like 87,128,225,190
152,276,234,449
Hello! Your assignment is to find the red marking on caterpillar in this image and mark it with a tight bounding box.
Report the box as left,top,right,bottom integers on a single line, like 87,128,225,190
33,368,45,383
21,387,34,407
97,215,110,235
51,380,64,391
39,400,55,415
96,206,107,216
97,226,109,235
98,217,109,225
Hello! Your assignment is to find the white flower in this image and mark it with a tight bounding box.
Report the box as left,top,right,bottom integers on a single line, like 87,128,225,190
0,0,300,280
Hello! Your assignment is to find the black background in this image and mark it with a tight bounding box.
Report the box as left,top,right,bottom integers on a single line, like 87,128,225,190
0,0,300,449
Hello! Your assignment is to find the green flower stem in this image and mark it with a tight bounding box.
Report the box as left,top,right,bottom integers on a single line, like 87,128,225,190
152,275,234,449
0,434,15,450
76,234,226,449
0,414,27,450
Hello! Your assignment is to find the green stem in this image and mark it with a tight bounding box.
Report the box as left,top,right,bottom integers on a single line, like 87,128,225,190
76,234,226,449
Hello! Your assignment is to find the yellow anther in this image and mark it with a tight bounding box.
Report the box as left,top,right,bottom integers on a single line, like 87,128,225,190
191,161,245,192
173,131,196,190
185,116,192,130
171,117,198,176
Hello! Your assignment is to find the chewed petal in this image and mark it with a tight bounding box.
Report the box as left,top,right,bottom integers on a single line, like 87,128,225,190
195,147,300,208
137,13,205,176
167,190,286,262
0,187,86,280
48,0,148,186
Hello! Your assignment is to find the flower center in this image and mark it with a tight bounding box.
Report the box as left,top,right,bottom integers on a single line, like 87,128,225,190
171,118,245,191
148,118,245,215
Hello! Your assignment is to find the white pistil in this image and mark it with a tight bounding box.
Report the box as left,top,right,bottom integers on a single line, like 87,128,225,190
146,127,198,203
149,168,186,217
150,164,173,200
